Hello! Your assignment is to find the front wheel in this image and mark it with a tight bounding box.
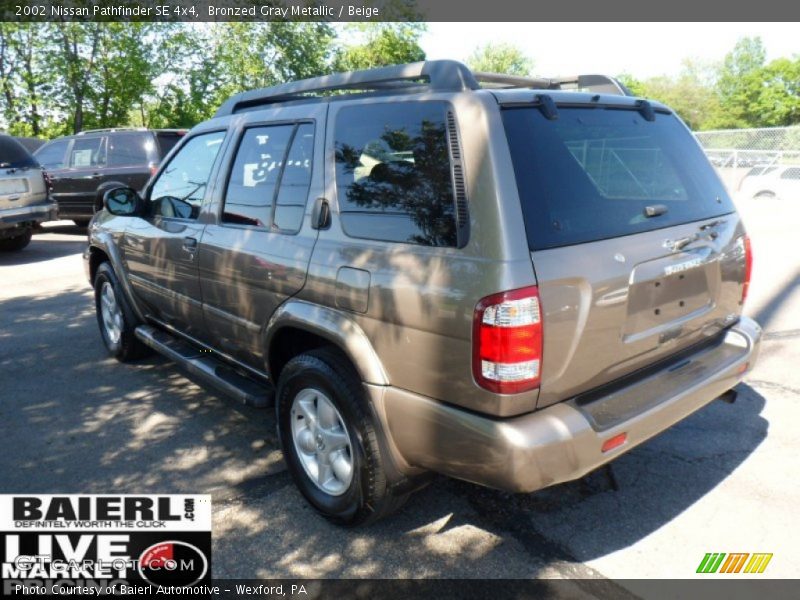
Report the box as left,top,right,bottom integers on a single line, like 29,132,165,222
0,228,33,252
277,349,407,526
94,262,149,361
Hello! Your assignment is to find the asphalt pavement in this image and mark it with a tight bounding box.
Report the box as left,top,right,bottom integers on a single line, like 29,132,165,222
1,198,798,588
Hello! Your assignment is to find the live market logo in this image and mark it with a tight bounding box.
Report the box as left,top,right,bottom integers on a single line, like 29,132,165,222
0,495,212,595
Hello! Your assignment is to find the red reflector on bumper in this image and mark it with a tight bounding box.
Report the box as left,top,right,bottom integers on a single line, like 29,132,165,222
601,433,627,453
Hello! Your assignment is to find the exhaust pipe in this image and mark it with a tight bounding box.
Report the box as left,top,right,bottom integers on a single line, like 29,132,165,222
718,389,738,404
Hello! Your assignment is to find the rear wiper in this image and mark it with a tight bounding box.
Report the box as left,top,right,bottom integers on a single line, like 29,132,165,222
643,204,668,218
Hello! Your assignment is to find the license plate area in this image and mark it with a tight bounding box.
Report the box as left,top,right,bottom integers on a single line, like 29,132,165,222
0,178,28,196
623,254,717,338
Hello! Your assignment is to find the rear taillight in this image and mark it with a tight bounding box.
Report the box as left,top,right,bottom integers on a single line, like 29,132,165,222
742,235,753,305
473,286,542,394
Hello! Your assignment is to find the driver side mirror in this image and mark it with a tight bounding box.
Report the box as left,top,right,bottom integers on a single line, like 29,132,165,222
103,187,144,217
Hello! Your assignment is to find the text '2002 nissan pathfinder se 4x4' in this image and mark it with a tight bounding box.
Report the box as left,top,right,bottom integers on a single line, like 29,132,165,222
84,61,761,526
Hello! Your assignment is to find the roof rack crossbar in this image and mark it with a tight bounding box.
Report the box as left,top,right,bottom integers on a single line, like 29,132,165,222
215,60,480,117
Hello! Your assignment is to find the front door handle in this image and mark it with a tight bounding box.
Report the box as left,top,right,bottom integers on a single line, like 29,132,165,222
182,237,198,253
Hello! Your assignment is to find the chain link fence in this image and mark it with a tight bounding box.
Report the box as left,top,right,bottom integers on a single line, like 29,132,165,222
695,126,800,193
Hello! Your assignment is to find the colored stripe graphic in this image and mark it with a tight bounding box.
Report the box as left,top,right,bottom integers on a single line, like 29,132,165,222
697,552,772,574
744,553,773,574
697,553,726,573
720,553,749,573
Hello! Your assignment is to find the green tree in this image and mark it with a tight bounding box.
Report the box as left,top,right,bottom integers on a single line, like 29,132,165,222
620,60,724,131
715,36,768,128
333,23,425,71
467,43,534,76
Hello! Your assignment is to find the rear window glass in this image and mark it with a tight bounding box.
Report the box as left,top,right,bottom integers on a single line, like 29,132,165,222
34,139,69,170
502,107,735,250
0,135,38,169
107,132,155,166
155,132,184,158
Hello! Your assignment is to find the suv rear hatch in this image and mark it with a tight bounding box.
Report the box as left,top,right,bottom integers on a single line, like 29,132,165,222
501,99,748,408
0,136,46,211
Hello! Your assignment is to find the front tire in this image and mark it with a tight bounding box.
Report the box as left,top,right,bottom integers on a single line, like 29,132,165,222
277,349,407,526
94,262,149,361
0,228,33,252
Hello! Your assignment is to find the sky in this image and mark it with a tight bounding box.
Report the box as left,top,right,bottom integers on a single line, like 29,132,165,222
419,23,800,79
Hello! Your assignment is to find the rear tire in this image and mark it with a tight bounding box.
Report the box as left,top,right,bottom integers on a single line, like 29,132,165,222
94,262,149,361
0,229,33,252
277,348,408,526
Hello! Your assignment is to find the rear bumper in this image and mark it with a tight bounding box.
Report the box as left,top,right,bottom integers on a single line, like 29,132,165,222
0,201,58,226
378,316,762,493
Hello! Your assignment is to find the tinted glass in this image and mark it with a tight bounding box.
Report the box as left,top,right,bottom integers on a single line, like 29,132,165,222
223,125,294,227
780,168,800,180
334,102,457,247
274,123,314,232
34,139,69,169
0,135,37,169
107,132,154,166
502,107,735,250
69,136,105,168
150,131,225,220
155,132,184,158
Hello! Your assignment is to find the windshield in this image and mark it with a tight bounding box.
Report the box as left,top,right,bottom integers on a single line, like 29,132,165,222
0,136,38,169
502,106,735,250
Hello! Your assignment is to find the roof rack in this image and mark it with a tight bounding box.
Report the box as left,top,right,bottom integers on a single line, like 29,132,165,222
214,60,631,117
77,127,148,135
474,72,631,96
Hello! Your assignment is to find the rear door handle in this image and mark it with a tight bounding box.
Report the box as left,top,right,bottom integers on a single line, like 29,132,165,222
182,237,198,253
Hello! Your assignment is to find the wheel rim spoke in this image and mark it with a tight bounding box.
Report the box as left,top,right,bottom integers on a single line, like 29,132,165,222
316,395,337,429
290,387,353,496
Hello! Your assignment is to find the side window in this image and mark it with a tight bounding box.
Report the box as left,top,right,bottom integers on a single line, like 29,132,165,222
150,131,226,220
69,136,106,168
274,123,314,232
107,132,154,166
222,125,294,227
780,167,800,180
34,139,69,170
334,102,457,247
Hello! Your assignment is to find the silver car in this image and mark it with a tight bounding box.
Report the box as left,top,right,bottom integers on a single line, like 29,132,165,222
0,135,56,251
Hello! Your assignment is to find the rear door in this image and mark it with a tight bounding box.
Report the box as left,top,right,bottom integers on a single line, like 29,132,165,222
56,134,107,218
198,108,323,368
502,104,747,407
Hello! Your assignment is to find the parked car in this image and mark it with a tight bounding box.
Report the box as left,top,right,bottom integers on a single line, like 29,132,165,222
0,135,57,251
738,164,800,200
85,61,761,526
34,128,186,226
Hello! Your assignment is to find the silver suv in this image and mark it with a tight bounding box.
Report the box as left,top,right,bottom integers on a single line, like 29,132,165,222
1,135,56,251
85,61,761,525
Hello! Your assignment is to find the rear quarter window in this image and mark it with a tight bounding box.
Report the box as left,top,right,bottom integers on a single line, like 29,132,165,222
334,101,458,247
502,106,735,250
107,132,156,166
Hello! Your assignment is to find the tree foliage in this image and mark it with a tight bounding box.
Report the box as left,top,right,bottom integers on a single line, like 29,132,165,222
333,24,425,71
467,43,534,76
621,37,800,131
0,22,426,137
1,27,798,138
